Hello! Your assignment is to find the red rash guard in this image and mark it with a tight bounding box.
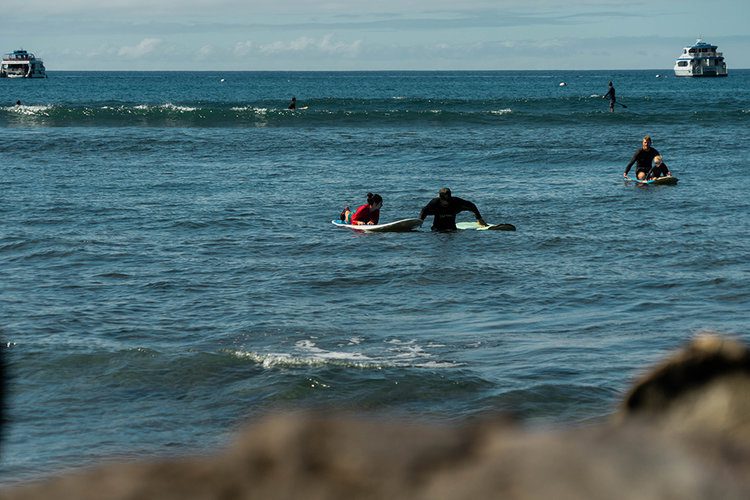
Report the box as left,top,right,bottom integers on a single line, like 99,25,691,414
351,203,380,224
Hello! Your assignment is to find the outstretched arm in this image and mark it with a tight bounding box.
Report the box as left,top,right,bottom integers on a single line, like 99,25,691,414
624,150,638,177
459,199,487,226
419,200,436,220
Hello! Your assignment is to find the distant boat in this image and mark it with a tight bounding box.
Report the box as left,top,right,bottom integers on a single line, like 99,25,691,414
0,49,47,78
674,39,727,77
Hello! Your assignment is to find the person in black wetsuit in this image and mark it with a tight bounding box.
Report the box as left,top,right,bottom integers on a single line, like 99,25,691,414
288,96,297,110
624,135,660,180
603,81,616,112
647,155,671,179
419,187,487,231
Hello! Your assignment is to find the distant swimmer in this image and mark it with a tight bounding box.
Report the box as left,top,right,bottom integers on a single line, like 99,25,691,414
288,96,297,110
603,81,616,112
351,193,383,225
419,187,487,231
15,100,21,106
624,135,661,180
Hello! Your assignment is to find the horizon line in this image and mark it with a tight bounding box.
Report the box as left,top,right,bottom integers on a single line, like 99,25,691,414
38,68,750,72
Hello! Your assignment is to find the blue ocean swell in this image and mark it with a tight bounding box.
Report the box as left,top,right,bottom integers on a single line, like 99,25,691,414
1,95,747,128
1,70,749,484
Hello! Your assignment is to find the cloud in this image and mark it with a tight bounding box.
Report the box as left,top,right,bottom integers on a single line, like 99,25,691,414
233,41,255,57
197,44,215,59
235,35,362,57
117,38,163,58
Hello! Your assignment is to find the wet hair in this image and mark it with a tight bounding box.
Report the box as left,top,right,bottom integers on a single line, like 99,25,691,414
438,187,452,200
654,155,663,164
608,81,613,86
643,135,652,143
366,192,383,206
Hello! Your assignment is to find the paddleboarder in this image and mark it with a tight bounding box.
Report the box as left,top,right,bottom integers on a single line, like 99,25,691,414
288,96,297,110
624,135,661,180
419,187,487,231
603,81,616,112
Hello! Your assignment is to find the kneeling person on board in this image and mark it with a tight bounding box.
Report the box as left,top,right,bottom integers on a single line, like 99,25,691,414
624,135,660,180
351,193,383,225
419,187,487,231
647,155,671,180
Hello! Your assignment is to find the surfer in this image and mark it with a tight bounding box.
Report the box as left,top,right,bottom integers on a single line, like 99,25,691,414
419,187,487,231
603,81,616,112
351,193,383,225
288,96,297,110
647,156,671,180
624,136,661,180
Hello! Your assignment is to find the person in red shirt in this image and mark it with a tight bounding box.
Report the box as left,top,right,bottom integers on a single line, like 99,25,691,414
351,193,383,225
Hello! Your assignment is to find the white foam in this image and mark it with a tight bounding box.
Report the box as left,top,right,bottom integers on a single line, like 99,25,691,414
231,349,379,369
160,103,197,112
490,108,512,115
6,105,52,115
231,107,268,115
231,337,462,370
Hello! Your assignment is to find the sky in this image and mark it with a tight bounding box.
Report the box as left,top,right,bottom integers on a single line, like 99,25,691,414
1,0,748,70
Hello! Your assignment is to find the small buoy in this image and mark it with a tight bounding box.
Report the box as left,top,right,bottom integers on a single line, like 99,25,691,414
220,78,225,82
559,82,567,87
655,74,661,78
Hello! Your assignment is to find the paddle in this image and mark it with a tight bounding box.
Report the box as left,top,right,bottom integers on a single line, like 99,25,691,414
616,101,628,109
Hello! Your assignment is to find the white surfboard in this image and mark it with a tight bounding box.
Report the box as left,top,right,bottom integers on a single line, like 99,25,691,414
332,218,423,233
455,221,516,231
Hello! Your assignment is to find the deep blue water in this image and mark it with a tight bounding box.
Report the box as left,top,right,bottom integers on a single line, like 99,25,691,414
1,70,749,483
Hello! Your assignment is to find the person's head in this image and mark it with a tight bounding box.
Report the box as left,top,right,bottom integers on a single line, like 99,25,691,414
653,155,663,166
291,96,296,101
608,81,613,87
438,187,452,206
642,135,652,149
366,192,383,210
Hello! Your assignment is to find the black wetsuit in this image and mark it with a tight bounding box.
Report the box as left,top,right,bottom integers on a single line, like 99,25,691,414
624,147,660,177
419,196,483,231
604,86,616,107
648,163,670,179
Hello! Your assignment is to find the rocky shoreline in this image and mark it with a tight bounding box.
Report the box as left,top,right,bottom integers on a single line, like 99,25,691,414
3,334,750,499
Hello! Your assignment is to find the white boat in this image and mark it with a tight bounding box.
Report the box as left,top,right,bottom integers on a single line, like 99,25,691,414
0,49,47,78
673,39,727,77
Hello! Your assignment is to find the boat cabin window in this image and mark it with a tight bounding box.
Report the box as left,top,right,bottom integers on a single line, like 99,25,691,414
677,61,688,67
689,48,695,53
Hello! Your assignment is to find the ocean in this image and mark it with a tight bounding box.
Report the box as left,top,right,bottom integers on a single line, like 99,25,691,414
1,70,748,483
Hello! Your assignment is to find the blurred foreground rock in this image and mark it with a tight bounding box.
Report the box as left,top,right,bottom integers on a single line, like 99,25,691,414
4,334,750,500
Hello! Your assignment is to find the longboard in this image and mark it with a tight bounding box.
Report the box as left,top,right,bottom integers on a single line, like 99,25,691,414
628,176,679,186
456,221,516,231
332,218,423,233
